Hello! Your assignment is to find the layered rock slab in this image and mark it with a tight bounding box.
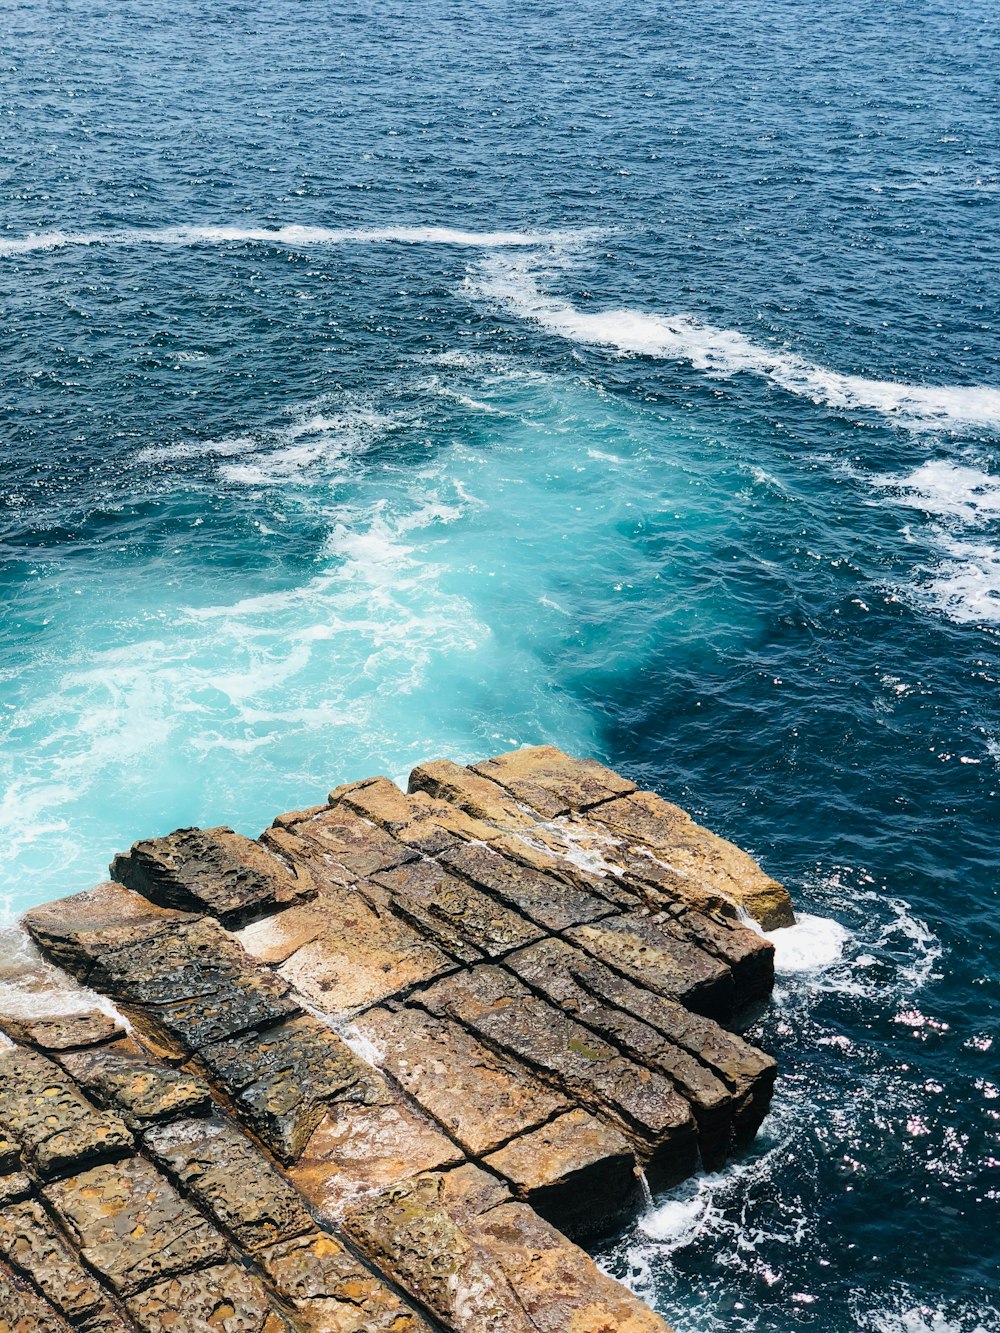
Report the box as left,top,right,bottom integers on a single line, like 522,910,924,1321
12,744,794,1331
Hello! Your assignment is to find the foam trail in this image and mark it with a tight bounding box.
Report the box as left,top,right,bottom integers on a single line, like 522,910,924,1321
472,255,1000,432
0,223,599,258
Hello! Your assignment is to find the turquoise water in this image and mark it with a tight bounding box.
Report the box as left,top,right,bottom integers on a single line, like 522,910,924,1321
2,0,999,1327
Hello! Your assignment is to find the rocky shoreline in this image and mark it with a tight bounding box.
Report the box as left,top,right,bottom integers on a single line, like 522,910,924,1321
0,746,793,1332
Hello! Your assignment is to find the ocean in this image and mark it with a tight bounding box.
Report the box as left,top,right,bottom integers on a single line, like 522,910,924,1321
1,0,998,1328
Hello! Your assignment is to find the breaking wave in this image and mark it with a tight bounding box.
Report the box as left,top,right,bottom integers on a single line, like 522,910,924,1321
0,222,600,258
470,253,1000,433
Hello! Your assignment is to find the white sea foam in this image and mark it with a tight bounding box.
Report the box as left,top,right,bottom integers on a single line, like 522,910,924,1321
470,254,1000,433
0,223,600,258
764,911,851,973
867,460,1000,625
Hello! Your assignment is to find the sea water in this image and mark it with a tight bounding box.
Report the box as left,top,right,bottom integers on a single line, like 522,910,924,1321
1,0,997,1327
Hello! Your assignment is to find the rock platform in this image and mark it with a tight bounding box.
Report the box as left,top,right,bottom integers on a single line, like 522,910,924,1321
0,746,793,1332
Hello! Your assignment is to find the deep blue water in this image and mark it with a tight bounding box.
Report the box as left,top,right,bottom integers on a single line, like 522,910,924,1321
1,1,998,1328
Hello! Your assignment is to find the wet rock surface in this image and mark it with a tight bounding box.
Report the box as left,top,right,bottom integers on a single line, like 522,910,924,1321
8,745,793,1331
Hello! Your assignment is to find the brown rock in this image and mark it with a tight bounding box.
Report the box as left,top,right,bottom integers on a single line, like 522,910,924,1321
470,1197,670,1332
0,1269,73,1332
259,1230,431,1331
125,1263,289,1333
470,746,635,817
143,1115,314,1252
197,1014,387,1163
44,1156,227,1297
0,1197,117,1323
417,967,697,1186
255,888,451,1016
566,914,735,1021
0,1049,133,1179
263,805,415,884
1,1011,123,1053
110,826,315,929
482,1108,638,1238
370,859,542,962
663,907,775,1010
59,1046,212,1127
507,938,735,1170
586,791,794,929
563,959,777,1140
407,758,537,829
0,1130,21,1173
290,1101,463,1218
341,1169,533,1332
0,1172,32,1207
22,883,194,982
439,840,616,931
354,1005,568,1155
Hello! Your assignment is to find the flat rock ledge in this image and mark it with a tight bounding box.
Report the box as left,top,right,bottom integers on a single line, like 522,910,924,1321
1,746,793,1333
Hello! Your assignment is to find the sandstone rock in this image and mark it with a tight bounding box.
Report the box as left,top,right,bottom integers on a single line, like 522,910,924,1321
197,1014,387,1163
243,888,450,1016
0,1197,117,1323
417,967,697,1186
407,758,537,829
111,826,315,928
481,1108,638,1238
0,1172,32,1207
341,1169,534,1332
22,883,194,982
562,953,777,1139
586,791,794,929
369,859,542,961
0,1049,133,1179
470,745,636,817
0,1269,73,1332
290,1101,463,1218
44,1156,227,1297
143,1116,314,1252
263,805,416,884
259,1230,431,1331
566,914,735,1021
59,1046,212,1126
438,840,615,931
354,1005,568,1155
507,937,735,1170
124,1263,289,1333
0,1130,22,1173
0,1011,123,1052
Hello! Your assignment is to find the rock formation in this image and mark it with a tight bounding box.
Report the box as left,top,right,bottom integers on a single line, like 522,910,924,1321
0,746,793,1332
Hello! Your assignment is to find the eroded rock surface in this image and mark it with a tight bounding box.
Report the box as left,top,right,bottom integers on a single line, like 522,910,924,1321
9,745,793,1332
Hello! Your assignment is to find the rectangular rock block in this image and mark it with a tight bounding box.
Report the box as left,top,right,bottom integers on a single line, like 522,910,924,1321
143,1115,314,1252
566,958,777,1139
290,1100,463,1219
124,1263,290,1333
236,889,451,1015
664,906,775,1010
369,859,543,961
0,1269,73,1333
0,1049,133,1179
197,1013,388,1162
343,1165,670,1333
111,825,316,928
481,1108,638,1239
507,938,735,1169
0,1197,119,1324
263,805,417,884
566,913,736,1021
59,1045,212,1127
417,967,697,1186
44,1156,227,1297
470,745,636,818
259,1230,431,1331
353,1005,569,1156
586,791,794,929
407,758,539,829
438,840,616,931
0,1011,123,1053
